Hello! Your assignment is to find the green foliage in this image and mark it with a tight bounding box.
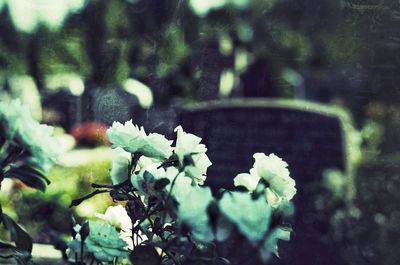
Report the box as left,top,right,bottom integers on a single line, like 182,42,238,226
1,212,32,253
65,121,296,265
4,165,50,192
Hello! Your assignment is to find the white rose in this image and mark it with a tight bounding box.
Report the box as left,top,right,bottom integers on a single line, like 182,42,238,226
174,125,206,163
233,169,259,192
106,120,173,160
253,153,296,201
95,205,145,251
95,205,131,231
131,159,166,196
110,147,131,185
174,126,212,185
233,153,296,207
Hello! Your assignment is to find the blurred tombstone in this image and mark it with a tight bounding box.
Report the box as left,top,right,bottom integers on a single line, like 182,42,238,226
177,98,353,265
198,40,226,100
91,87,140,125
122,78,176,137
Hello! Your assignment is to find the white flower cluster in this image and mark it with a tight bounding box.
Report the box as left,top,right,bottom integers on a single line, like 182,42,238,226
68,205,137,263
73,119,297,264
0,99,60,171
234,153,296,208
106,120,173,160
95,205,135,250
106,120,212,186
189,0,249,16
67,219,128,263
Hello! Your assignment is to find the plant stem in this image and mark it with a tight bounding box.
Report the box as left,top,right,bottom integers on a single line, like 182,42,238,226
80,239,84,264
89,254,95,265
69,189,109,207
91,179,129,189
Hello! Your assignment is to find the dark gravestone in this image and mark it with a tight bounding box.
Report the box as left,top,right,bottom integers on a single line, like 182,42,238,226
91,87,140,125
177,99,350,265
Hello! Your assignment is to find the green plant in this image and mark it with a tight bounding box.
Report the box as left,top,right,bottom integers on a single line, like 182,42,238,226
67,120,297,265
0,100,59,264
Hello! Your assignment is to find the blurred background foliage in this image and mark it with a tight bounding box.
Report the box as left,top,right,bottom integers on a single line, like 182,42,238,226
0,0,399,264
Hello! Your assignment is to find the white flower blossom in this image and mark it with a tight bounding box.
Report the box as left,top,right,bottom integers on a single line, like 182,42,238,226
174,126,212,185
67,221,129,263
131,158,166,196
233,169,259,191
189,0,249,17
95,205,134,250
233,153,296,207
136,156,162,171
106,120,173,160
95,205,131,231
110,147,131,185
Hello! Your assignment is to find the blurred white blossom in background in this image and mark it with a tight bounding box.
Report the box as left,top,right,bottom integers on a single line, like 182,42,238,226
0,99,60,171
0,0,86,32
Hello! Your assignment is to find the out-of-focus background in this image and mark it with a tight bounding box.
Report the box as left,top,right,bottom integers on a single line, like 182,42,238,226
0,0,399,264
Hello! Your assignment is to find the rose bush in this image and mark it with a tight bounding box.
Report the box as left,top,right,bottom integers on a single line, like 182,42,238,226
67,120,297,265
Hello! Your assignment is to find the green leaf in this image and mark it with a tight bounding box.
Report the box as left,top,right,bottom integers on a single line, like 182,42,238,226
10,251,34,265
2,214,32,253
4,166,48,192
0,204,3,223
143,170,155,182
19,165,50,185
0,240,16,249
129,245,161,265
153,178,170,191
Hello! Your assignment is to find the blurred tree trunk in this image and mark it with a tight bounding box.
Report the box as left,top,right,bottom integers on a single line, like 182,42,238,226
80,0,128,121
198,40,223,100
27,33,43,91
